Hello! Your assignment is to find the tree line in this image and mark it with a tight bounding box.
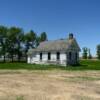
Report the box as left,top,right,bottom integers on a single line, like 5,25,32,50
0,25,100,62
82,45,100,60
0,25,47,62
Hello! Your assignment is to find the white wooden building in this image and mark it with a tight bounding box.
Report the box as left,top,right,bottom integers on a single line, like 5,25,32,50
27,34,81,66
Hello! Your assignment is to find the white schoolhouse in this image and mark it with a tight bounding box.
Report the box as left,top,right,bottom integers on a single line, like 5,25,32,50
27,33,81,66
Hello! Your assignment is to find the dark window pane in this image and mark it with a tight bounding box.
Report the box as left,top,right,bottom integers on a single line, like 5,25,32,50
48,52,51,60
57,52,60,60
69,52,72,60
40,53,42,60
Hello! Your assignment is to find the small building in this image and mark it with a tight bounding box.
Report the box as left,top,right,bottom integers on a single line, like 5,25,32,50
27,33,81,66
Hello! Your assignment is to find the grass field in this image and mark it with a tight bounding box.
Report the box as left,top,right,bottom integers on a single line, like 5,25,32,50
0,60,100,70
0,60,99,100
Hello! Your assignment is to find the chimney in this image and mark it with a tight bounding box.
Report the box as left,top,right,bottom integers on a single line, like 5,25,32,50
69,33,73,39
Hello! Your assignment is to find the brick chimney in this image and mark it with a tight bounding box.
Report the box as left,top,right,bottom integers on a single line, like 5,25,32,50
69,33,73,39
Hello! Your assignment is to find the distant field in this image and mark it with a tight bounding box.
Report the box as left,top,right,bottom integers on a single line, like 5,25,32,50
0,60,100,70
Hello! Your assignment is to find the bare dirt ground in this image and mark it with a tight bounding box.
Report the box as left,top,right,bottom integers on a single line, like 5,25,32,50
0,70,100,100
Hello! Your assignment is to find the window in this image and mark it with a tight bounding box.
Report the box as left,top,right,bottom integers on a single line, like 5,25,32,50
75,52,78,60
40,53,42,60
69,52,72,60
48,52,51,60
57,52,60,60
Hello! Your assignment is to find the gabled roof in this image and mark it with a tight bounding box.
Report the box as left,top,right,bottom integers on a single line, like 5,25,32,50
27,36,81,55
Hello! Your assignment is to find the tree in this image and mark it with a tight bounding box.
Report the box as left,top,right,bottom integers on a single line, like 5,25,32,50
24,30,36,48
82,47,88,59
7,27,24,62
88,48,92,59
0,25,48,62
24,30,37,61
35,36,41,47
40,32,47,42
16,29,24,62
97,45,100,60
0,26,8,62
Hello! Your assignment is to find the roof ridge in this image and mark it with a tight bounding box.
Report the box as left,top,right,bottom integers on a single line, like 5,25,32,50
40,39,67,43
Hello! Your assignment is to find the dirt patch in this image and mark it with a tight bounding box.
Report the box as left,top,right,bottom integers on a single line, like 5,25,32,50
0,70,99,100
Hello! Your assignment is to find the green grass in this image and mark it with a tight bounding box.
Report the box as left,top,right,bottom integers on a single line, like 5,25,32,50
16,96,24,100
0,60,100,70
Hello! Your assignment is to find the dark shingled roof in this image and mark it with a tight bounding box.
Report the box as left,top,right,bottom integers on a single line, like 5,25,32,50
27,37,81,55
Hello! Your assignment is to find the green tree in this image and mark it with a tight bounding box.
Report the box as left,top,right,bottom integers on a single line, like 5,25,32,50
35,36,41,47
0,25,48,62
7,27,24,62
16,29,24,62
24,30,36,48
0,26,8,62
40,32,47,42
97,45,100,60
82,47,88,59
88,48,92,59
24,30,36,61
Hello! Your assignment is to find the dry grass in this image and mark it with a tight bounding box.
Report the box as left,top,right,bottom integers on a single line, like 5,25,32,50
0,70,99,100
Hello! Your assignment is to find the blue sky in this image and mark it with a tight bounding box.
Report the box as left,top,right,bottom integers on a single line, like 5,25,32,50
0,0,100,56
